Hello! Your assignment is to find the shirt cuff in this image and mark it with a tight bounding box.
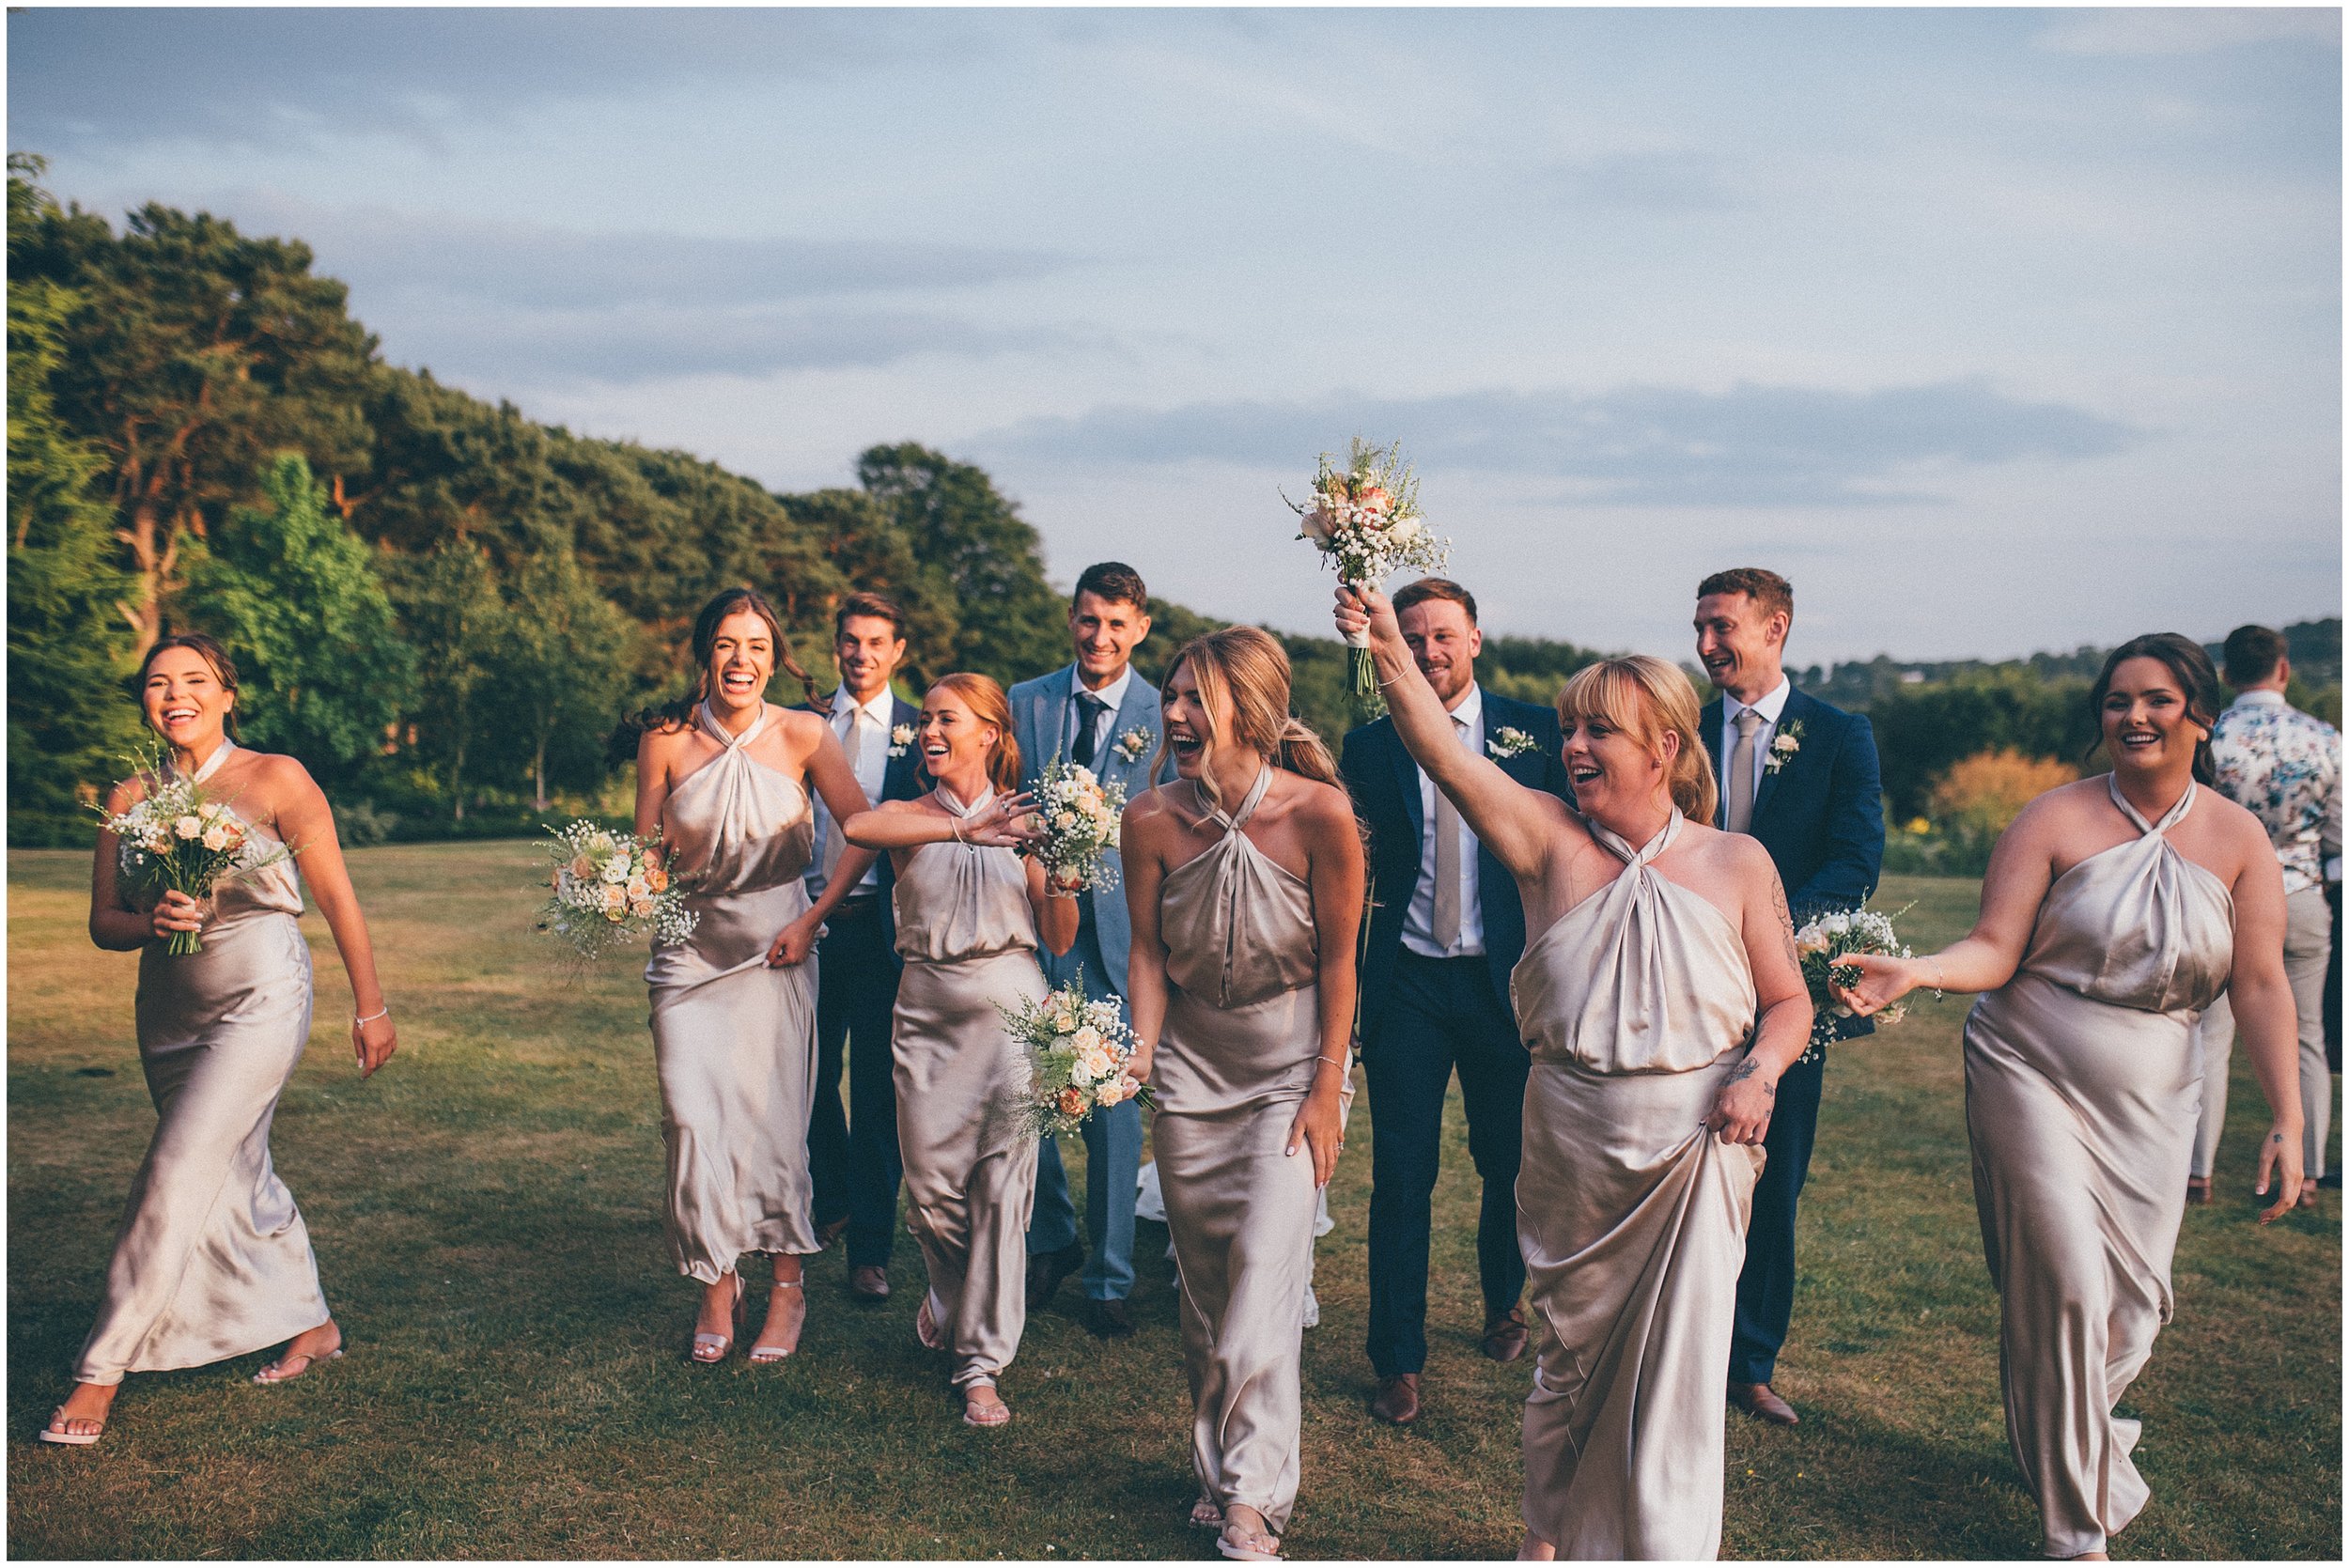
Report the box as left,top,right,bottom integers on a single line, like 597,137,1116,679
2326,856,2341,885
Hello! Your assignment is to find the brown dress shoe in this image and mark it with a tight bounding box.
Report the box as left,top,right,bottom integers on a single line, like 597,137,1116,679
848,1265,890,1301
1026,1240,1086,1311
1369,1373,1422,1425
1482,1307,1529,1362
815,1216,850,1249
1081,1297,1136,1339
1728,1380,1799,1426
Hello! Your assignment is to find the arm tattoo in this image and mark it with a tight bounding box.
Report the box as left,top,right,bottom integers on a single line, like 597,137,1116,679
1769,875,1800,969
1724,1058,1776,1096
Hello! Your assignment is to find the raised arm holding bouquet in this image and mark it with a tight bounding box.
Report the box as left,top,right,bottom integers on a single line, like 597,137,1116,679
1289,438,1450,698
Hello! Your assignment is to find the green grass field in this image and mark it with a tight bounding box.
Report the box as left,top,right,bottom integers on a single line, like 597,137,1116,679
8,845,2340,1560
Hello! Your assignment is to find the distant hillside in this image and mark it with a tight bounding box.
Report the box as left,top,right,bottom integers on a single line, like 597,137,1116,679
1796,618,2341,711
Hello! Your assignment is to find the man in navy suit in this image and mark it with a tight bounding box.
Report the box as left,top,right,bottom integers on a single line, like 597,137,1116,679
804,592,926,1301
1693,567,1884,1428
1341,577,1574,1426
1014,562,1168,1338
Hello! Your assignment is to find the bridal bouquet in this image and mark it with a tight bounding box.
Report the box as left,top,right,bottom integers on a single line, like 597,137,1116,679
1286,437,1450,697
1001,976,1153,1141
538,821,696,962
1025,759,1127,894
1794,904,1918,1063
95,746,291,956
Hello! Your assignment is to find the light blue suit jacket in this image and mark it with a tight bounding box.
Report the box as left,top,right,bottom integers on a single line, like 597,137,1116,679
1008,662,1166,998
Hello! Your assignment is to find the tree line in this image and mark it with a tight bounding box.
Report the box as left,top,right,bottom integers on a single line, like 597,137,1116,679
8,155,2334,853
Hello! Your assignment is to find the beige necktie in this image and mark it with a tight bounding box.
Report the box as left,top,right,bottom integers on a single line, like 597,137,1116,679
1431,714,1467,950
1726,707,1763,834
825,706,866,877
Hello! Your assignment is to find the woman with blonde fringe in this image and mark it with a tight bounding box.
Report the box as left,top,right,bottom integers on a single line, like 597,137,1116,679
1121,627,1364,1562
1335,587,1812,1561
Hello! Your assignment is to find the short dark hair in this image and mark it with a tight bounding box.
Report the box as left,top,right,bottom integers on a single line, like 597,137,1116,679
1392,577,1477,624
835,591,907,640
2222,624,2288,687
1073,562,1147,613
1696,567,1793,627
2088,632,2221,786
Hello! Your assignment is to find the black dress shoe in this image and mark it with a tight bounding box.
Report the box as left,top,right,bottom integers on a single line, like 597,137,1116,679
1369,1373,1421,1425
1026,1240,1085,1311
848,1265,890,1301
1081,1297,1136,1339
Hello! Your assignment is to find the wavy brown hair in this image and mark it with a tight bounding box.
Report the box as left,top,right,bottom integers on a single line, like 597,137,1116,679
923,673,1022,796
616,587,824,758
1556,655,1719,825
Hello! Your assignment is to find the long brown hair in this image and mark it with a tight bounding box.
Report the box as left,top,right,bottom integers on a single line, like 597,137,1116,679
1556,655,1719,825
137,632,242,742
618,587,824,753
1160,627,1343,807
2086,632,2220,787
924,673,1022,795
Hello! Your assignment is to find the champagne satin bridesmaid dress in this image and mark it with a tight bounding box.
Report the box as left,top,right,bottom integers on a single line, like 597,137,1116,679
76,739,331,1384
889,786,1047,1391
1965,778,2233,1559
1507,810,1761,1560
646,703,821,1281
1151,768,1333,1537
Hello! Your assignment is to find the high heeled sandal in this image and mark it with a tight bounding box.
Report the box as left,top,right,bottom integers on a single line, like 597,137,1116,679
691,1274,745,1364
39,1406,105,1446
748,1278,804,1364
254,1334,347,1384
961,1378,1011,1428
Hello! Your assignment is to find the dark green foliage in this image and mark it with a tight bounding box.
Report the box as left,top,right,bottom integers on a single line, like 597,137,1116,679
179,454,412,781
1863,669,2096,820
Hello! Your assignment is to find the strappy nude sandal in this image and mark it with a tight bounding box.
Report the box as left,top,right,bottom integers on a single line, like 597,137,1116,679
254,1329,347,1384
961,1379,1011,1428
1217,1514,1282,1561
39,1407,105,1446
748,1278,803,1364
691,1273,744,1364
915,1288,947,1352
1189,1496,1225,1529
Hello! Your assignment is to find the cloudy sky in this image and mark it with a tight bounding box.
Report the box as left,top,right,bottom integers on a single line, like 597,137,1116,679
11,7,2340,663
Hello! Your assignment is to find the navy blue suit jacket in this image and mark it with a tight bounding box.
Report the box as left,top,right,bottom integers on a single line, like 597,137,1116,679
802,692,926,958
1341,691,1575,1050
1701,686,1886,1039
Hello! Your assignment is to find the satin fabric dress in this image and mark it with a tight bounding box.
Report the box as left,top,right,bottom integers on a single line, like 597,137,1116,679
646,703,821,1281
1964,779,2233,1559
76,739,330,1385
1151,768,1334,1535
890,786,1048,1390
1508,810,1762,1561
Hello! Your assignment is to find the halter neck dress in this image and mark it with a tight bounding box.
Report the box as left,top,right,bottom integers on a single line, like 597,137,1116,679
1507,809,1761,1560
889,785,1049,1390
1150,767,1335,1535
76,738,330,1384
646,702,821,1280
1964,778,2234,1559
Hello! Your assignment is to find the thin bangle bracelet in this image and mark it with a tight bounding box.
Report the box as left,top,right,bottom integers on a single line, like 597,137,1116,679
1316,1052,1349,1069
354,1005,389,1026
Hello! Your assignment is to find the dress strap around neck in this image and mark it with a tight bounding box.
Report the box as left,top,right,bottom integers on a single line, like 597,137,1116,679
698,699,768,750
1585,807,1683,869
2107,773,2194,837
1191,763,1273,832
169,737,237,785
933,784,993,820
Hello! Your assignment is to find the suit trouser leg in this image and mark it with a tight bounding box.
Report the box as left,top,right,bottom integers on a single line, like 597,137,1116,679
1081,1096,1142,1301
2190,994,2234,1181
1729,1048,1825,1387
837,908,906,1269
809,924,856,1231
1363,955,1460,1379
2285,886,2334,1179
1027,916,1111,1260
1449,970,1531,1319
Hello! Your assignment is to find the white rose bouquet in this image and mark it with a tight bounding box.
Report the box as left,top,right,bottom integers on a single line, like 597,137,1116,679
1000,976,1153,1141
538,820,696,962
1793,904,1921,1063
94,745,292,956
1286,436,1451,698
1025,759,1128,895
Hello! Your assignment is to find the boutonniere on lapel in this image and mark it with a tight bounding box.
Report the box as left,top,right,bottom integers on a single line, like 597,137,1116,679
1114,727,1152,765
1765,720,1804,775
888,723,916,759
1487,726,1538,760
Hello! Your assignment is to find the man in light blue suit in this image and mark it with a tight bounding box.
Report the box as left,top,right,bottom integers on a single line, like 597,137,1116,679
1012,561,1165,1338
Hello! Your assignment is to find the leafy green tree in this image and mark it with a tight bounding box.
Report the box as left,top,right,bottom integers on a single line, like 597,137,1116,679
390,539,506,822
8,155,142,836
178,454,412,779
489,545,637,812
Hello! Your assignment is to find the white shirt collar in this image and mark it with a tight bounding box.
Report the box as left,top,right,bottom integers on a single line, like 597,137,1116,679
1077,663,1133,713
2232,689,2288,708
1725,676,1792,726
832,685,895,728
1446,681,1484,730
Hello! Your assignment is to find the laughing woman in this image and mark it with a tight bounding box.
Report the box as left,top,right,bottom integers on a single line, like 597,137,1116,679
843,674,1077,1426
1334,587,1812,1561
1122,627,1363,1562
632,587,879,1365
1831,634,2304,1561
46,634,399,1448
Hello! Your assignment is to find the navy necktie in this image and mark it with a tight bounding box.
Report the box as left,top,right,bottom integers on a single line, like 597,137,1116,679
1071,691,1108,768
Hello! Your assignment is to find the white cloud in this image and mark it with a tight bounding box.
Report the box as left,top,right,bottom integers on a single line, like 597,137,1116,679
2036,8,2340,58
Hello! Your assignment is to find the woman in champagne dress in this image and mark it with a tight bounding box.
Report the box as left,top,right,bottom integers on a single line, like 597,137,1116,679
633,588,878,1365
844,674,1077,1426
46,634,400,1448
1836,634,2305,1560
1122,628,1363,1562
1334,589,1812,1560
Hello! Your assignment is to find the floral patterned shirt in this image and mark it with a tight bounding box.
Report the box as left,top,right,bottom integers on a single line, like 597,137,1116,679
2209,691,2341,896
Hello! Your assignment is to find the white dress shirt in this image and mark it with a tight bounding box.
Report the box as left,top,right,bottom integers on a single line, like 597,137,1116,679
1065,663,1134,763
807,684,894,896
1719,675,1794,817
1402,682,1486,959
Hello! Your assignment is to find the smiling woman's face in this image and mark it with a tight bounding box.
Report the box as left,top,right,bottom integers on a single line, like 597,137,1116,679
1159,659,1221,781
918,685,996,774
1562,709,1672,820
706,610,773,709
142,646,232,751
2101,656,2201,780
